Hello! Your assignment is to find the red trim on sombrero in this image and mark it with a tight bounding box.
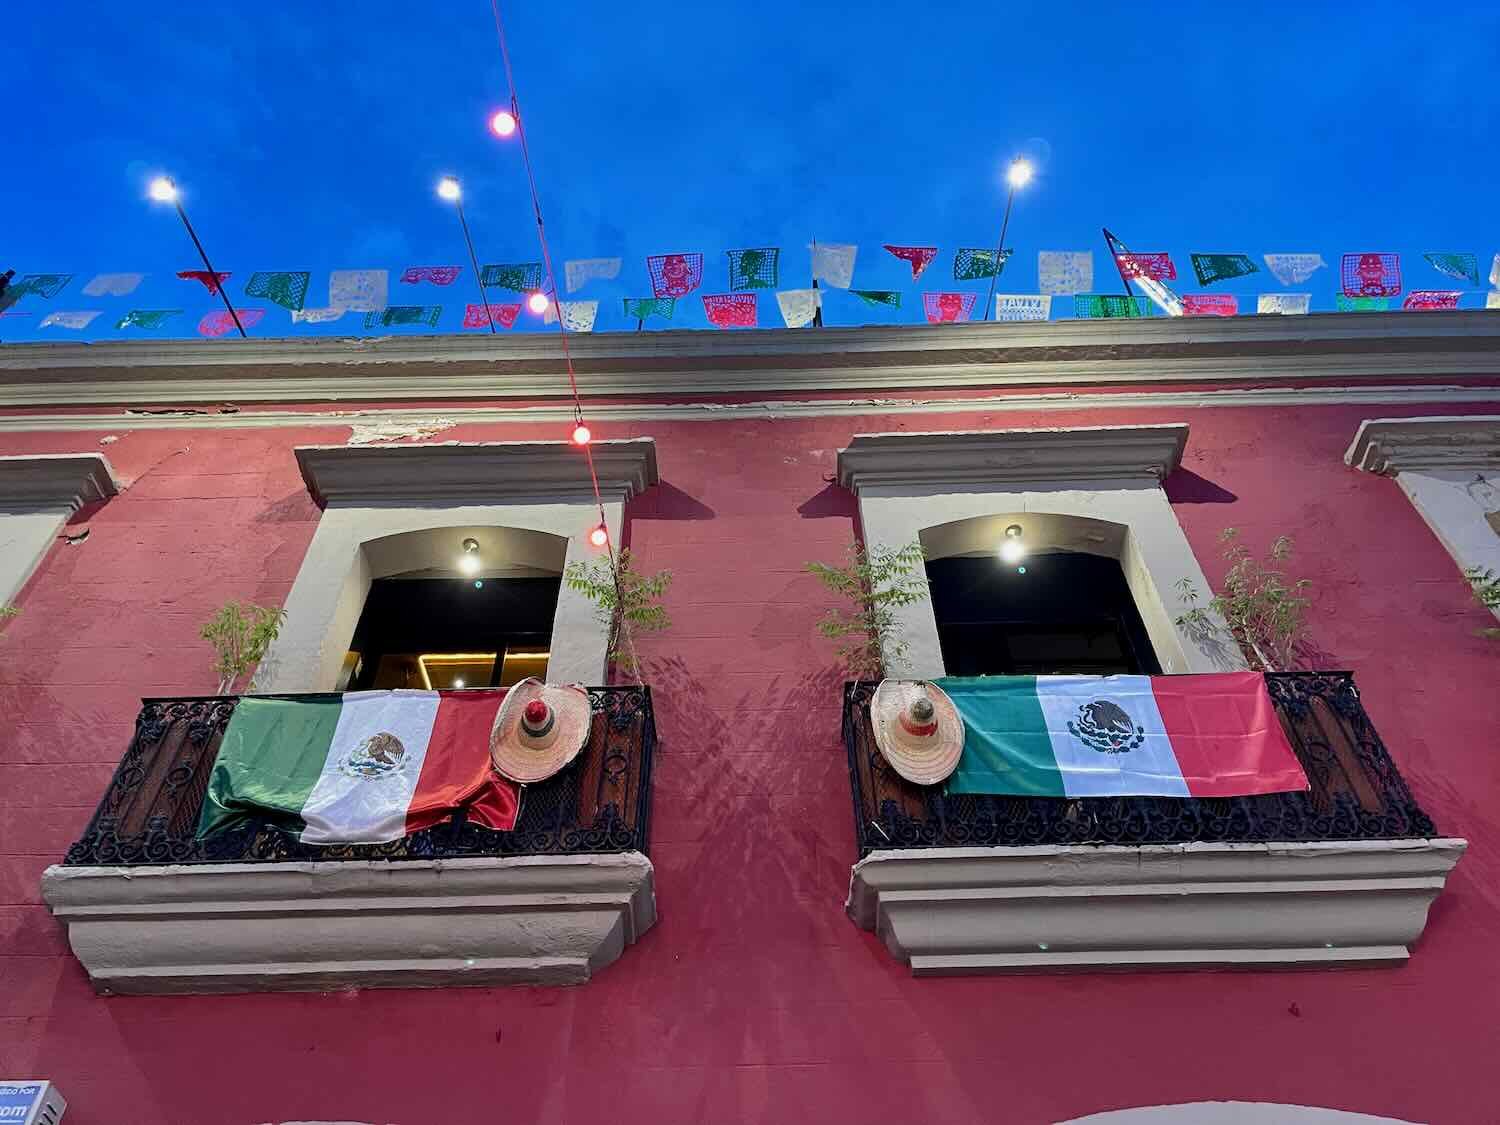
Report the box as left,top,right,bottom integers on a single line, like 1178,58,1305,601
898,713,939,738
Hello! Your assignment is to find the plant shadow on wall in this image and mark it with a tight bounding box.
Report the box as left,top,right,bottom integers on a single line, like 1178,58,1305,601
806,539,929,678
1174,528,1319,672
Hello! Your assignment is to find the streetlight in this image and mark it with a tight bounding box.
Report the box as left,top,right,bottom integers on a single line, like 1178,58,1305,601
983,158,1035,321
436,175,496,333
148,174,246,338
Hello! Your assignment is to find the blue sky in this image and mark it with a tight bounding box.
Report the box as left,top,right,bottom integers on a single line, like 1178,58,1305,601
2,1,1498,341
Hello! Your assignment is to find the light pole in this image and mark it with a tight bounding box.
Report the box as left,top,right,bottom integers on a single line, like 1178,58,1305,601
983,158,1034,321
149,176,246,337
437,176,496,333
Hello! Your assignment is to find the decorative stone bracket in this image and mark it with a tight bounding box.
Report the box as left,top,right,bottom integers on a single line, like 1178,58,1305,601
847,839,1466,975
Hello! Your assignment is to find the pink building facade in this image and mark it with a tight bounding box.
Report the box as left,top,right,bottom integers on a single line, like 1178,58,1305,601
2,313,1498,1124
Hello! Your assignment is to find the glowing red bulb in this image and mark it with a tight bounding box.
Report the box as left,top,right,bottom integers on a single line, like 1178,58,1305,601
589,525,608,548
490,109,517,138
527,291,549,315
571,423,591,445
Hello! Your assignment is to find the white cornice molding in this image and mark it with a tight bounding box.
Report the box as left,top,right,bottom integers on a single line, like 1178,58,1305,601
0,452,119,513
295,438,658,508
1345,416,1500,475
838,424,1188,493
3,311,1500,406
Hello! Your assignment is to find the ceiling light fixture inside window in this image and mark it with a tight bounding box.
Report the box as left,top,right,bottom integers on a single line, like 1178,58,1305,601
458,537,482,575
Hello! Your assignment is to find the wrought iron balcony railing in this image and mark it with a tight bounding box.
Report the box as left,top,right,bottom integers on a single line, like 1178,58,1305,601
843,672,1438,857
64,686,655,866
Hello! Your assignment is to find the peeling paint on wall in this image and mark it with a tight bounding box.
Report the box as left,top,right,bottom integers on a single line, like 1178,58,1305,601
345,418,456,445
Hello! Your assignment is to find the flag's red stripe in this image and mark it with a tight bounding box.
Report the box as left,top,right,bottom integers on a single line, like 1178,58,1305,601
406,689,521,833
1150,672,1309,797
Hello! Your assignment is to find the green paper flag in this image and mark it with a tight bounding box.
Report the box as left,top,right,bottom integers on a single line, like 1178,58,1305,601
1074,294,1153,319
115,309,180,329
623,297,675,320
11,273,74,299
850,289,901,307
365,306,442,328
953,248,1010,281
1423,252,1479,286
245,271,311,311
1190,254,1259,286
481,263,544,292
1336,295,1390,312
726,248,779,290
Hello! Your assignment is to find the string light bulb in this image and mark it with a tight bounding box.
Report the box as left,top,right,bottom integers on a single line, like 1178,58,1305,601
148,176,178,203
571,423,591,445
490,109,518,138
527,291,549,315
589,524,609,548
1006,158,1034,189
437,176,461,201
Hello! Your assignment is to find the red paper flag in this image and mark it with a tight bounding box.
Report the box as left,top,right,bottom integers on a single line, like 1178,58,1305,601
177,269,231,295
463,302,522,329
1181,294,1238,317
400,266,463,286
884,245,939,279
922,292,977,323
1402,290,1461,310
1340,253,1402,297
1115,252,1176,281
647,253,704,298
702,292,757,328
197,308,265,337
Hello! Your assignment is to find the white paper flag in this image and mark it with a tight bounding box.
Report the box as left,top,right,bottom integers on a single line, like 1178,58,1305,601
1038,251,1093,295
329,269,387,312
81,273,144,297
810,243,857,289
544,299,599,332
1489,254,1500,290
40,310,102,329
292,307,350,324
1488,292,1500,309
775,289,821,328
564,258,621,293
994,294,1052,322
1257,294,1311,315
1263,254,1326,286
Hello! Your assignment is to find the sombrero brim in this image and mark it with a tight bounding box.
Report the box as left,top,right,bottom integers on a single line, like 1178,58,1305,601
490,679,592,784
870,680,964,786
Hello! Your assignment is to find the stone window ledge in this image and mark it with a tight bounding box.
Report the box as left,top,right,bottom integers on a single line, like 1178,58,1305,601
42,851,655,995
847,839,1466,975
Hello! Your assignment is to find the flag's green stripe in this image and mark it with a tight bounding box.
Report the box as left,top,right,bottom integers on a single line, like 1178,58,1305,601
940,676,1067,797
197,697,344,837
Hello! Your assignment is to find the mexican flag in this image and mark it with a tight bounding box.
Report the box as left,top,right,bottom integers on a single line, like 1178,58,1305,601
197,689,521,844
942,673,1307,798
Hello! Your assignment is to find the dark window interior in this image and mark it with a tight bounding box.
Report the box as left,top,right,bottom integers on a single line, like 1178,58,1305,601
927,552,1160,676
345,576,561,690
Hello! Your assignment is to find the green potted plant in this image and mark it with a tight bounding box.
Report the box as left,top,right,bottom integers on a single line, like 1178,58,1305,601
200,601,287,694
806,539,929,678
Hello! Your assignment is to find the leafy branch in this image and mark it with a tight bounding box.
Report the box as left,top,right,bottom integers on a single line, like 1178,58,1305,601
806,539,929,678
564,548,672,676
1174,528,1312,672
200,602,287,695
1464,567,1500,639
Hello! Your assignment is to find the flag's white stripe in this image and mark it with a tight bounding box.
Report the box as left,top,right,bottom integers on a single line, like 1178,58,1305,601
1036,675,1190,798
300,690,440,844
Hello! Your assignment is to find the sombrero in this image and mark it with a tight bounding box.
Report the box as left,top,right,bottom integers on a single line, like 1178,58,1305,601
870,679,964,786
490,678,592,783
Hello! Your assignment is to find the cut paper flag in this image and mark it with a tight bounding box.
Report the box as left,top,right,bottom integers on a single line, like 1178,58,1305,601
884,245,938,279
1403,290,1462,311
940,673,1308,799
82,272,145,297
1263,254,1326,286
550,299,599,333
116,309,181,330
1190,254,1258,286
329,269,388,312
810,242,857,288
702,292,758,328
198,308,266,337
177,269,230,295
40,310,102,330
994,294,1052,322
10,274,73,300
647,253,704,298
564,258,621,293
1115,252,1177,281
245,271,311,311
400,265,462,286
1340,253,1402,297
1182,294,1238,317
1488,293,1500,309
624,297,675,321
463,302,522,329
291,307,349,324
365,306,442,328
775,289,820,328
1038,251,1093,295
851,290,901,308
1105,229,1182,317
196,689,521,844
1490,254,1500,289
1257,294,1310,315
922,292,977,323
1424,252,1479,286
481,263,544,292
726,247,779,290
953,248,1010,281
1074,294,1152,319
1336,295,1390,312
